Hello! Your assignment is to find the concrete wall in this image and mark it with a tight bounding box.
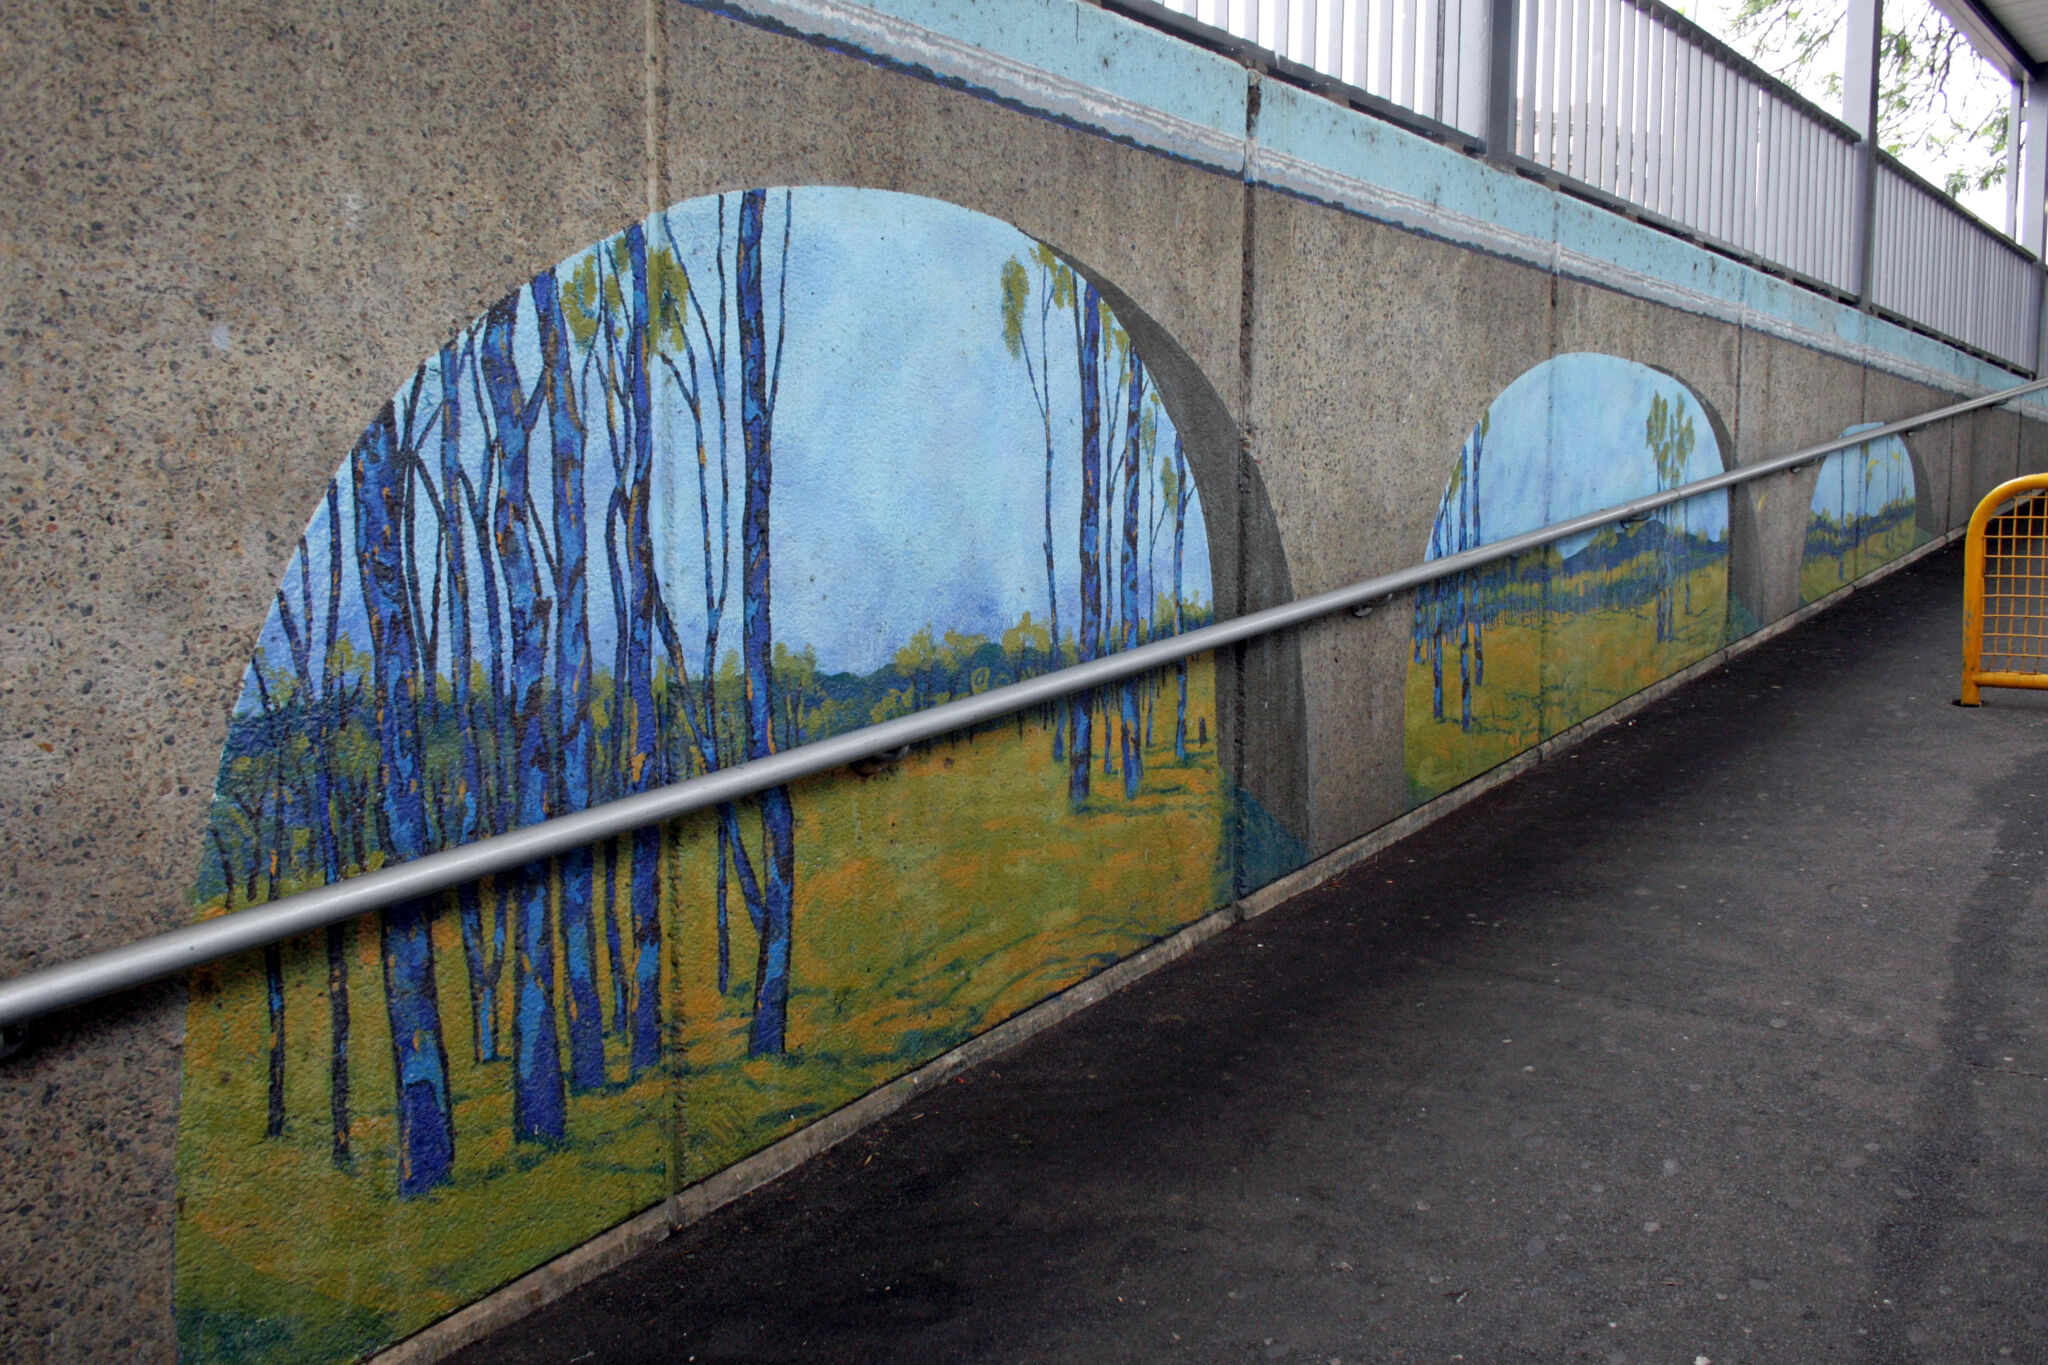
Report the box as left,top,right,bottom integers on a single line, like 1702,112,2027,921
3,0,2045,1360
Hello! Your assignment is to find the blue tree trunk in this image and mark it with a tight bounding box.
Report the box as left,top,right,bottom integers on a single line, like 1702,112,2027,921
602,840,627,1033
1118,350,1145,799
276,482,356,1156
1172,433,1188,763
456,350,517,1050
1038,300,1065,765
738,189,798,1058
437,340,503,1066
1069,284,1103,809
264,941,287,1139
352,400,458,1194
535,269,606,1093
480,300,568,1144
322,482,354,1163
620,223,668,1076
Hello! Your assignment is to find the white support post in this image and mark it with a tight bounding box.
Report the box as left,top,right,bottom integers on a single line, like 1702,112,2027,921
2009,78,2025,240
1496,0,1516,155
2025,79,2048,256
1462,0,1516,156
2026,80,2048,374
1845,0,1880,304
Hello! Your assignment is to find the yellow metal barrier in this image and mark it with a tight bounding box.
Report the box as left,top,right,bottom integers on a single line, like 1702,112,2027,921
1961,473,2048,704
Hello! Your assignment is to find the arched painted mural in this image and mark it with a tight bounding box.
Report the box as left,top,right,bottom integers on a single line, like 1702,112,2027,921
1800,424,1921,603
1405,354,1730,805
174,188,1230,1363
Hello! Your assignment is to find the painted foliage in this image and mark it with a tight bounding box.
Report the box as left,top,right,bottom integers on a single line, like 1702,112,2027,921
1405,354,1730,804
1800,425,1920,603
174,187,1225,1364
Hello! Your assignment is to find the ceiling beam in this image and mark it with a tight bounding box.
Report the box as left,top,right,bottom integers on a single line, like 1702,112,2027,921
1928,0,2043,81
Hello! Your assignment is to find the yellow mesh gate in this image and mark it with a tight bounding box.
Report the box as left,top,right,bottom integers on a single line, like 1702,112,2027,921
1961,473,2048,704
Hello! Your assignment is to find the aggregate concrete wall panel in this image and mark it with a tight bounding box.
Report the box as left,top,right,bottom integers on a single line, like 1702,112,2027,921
1968,407,2024,513
1726,330,1870,629
2021,409,2048,479
1862,370,1957,540
1553,278,1742,433
1243,188,1552,855
0,4,649,1362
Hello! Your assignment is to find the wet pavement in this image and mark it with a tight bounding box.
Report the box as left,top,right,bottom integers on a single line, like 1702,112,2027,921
454,542,2048,1365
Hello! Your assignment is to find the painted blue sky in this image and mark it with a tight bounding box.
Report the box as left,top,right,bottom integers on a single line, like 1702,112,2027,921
1424,352,1730,561
651,187,1210,674
1810,425,1914,524
240,187,1214,708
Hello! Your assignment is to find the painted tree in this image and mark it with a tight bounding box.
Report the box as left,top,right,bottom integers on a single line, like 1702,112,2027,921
648,202,768,1002
1644,393,1697,641
244,661,291,1140
479,297,567,1145
351,399,457,1194
1413,416,1489,728
1000,246,1073,759
1069,280,1105,808
271,482,355,1161
534,268,607,1093
621,226,672,1074
563,223,673,1075
1169,431,1192,762
1117,348,1147,798
737,187,799,1057
435,358,485,1032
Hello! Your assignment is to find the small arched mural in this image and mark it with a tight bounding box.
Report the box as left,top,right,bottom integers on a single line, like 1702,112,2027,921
175,188,1229,1364
1405,353,1730,805
1800,423,1921,603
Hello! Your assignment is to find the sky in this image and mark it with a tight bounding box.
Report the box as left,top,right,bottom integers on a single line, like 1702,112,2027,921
1422,352,1731,561
241,186,1215,706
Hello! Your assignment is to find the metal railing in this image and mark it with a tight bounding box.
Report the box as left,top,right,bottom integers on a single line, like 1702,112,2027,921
1132,0,2042,372
1959,472,2048,704
1512,0,1862,297
1871,154,2044,371
4,375,2045,1046
1162,0,1487,131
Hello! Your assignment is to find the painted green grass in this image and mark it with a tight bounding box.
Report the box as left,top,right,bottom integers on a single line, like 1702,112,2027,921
175,902,668,1365
1405,562,1728,805
175,662,1223,1365
674,662,1226,1179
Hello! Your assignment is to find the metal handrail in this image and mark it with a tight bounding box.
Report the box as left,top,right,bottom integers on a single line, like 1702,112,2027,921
3,374,2046,1038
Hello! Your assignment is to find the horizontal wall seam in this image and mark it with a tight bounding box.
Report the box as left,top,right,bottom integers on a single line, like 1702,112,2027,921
700,0,2045,418
691,0,1248,173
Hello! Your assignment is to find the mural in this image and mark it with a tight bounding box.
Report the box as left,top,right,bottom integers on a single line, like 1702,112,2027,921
174,187,1230,1364
1405,354,1730,805
1800,424,1921,603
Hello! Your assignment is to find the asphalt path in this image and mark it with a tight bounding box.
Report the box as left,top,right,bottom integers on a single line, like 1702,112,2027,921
455,542,2048,1365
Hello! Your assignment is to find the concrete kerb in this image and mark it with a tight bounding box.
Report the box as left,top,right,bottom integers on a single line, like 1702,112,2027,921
366,523,1966,1365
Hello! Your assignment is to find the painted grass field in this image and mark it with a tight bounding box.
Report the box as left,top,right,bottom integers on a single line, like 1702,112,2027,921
1405,563,1728,805
675,662,1227,1180
1800,517,1922,604
175,882,671,1364
176,663,1223,1365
